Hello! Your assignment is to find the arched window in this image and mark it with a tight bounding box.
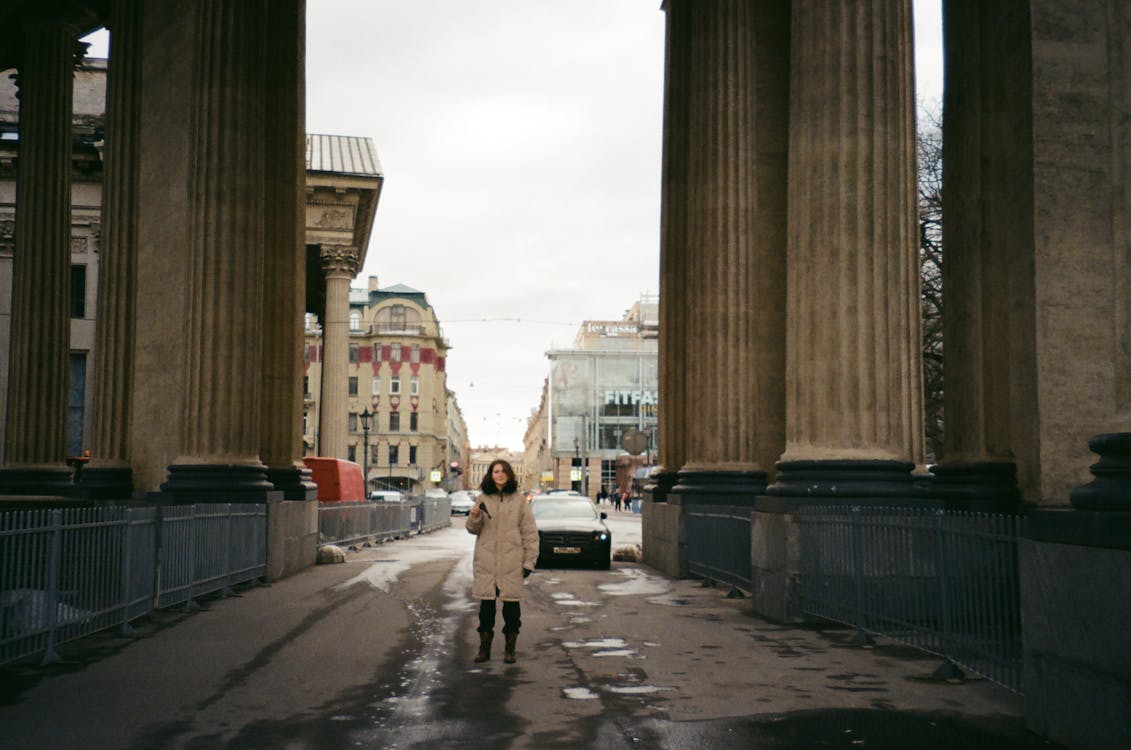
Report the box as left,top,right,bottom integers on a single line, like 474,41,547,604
349,311,362,332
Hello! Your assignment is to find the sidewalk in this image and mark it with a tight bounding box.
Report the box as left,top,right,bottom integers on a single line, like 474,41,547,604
0,525,1066,749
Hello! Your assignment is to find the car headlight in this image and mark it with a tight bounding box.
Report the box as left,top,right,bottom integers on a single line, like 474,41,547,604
595,531,608,542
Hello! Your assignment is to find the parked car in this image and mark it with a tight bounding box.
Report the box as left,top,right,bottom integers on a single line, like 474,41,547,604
449,490,475,515
369,490,405,503
530,494,611,570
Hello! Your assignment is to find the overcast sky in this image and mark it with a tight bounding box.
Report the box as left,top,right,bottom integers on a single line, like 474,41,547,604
84,1,942,453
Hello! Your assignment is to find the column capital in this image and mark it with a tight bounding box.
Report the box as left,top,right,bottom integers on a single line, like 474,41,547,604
319,244,360,278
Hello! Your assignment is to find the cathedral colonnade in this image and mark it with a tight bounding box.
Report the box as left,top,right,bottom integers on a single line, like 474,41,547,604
1,2,1129,746
646,2,1131,748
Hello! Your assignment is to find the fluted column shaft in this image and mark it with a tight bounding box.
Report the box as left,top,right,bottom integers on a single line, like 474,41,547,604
318,245,360,460
260,0,313,498
781,0,922,465
929,1,1029,509
2,18,76,487
668,0,789,487
89,0,141,471
655,1,691,491
176,0,267,465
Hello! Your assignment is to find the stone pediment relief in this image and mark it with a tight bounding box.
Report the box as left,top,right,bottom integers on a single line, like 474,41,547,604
307,203,357,231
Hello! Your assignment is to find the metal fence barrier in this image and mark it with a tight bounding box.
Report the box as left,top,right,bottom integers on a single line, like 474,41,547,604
797,505,1026,693
1,503,266,666
685,504,753,593
317,495,452,548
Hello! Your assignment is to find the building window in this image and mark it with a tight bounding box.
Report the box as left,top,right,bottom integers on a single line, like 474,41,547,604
349,344,359,363
390,377,401,395
391,344,402,362
389,411,400,432
70,264,86,319
409,412,418,432
374,343,381,360
371,377,380,395
409,445,417,464
348,376,358,397
410,376,419,395
348,445,356,462
601,460,618,493
348,412,358,432
389,445,399,466
390,304,406,330
349,311,361,331
411,344,420,363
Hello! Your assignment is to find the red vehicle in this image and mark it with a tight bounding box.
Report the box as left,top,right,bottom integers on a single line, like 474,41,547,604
302,457,365,502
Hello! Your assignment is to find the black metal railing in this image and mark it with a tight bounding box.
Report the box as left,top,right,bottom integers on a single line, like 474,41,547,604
797,505,1026,692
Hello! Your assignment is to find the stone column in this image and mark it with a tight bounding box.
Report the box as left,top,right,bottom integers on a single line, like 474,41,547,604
80,0,142,499
927,1,1028,511
260,0,315,500
651,0,691,502
668,0,789,504
317,245,360,461
0,18,78,495
769,0,923,498
160,0,273,502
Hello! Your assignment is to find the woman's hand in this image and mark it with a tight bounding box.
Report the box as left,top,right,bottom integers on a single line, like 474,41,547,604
470,503,481,519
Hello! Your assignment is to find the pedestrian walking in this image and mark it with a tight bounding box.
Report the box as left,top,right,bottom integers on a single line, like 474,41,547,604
613,487,622,512
597,486,609,506
466,459,539,664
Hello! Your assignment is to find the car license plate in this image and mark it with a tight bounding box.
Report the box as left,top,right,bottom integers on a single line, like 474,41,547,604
553,546,581,554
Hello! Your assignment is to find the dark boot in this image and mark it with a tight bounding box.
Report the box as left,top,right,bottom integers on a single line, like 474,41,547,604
504,632,518,663
474,632,493,663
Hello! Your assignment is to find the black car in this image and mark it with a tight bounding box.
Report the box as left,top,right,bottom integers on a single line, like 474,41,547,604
530,495,612,570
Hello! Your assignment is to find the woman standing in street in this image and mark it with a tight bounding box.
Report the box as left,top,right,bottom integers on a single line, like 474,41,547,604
466,459,539,664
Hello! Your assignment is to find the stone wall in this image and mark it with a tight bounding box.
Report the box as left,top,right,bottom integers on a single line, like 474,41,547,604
641,499,684,579
266,498,319,581
1020,514,1131,750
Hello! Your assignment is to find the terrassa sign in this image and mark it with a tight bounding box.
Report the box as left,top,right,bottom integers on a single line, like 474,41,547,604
603,390,658,406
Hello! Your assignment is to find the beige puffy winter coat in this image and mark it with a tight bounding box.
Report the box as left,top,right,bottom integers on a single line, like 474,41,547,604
466,491,539,601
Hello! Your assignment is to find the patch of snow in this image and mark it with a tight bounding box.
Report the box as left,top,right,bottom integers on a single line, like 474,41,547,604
598,567,670,597
563,686,600,700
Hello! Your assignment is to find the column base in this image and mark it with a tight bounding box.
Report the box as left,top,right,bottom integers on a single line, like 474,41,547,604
929,461,1021,513
266,466,318,501
766,459,920,499
161,463,275,503
643,469,678,503
74,466,135,500
0,466,74,496
670,468,767,506
1071,432,1131,511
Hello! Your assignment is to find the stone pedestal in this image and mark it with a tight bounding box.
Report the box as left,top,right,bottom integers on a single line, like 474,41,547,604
929,462,1021,512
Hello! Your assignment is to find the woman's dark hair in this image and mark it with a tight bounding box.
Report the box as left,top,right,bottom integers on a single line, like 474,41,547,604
480,459,518,495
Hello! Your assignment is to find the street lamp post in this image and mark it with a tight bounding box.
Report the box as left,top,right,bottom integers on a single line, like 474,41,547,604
359,408,372,495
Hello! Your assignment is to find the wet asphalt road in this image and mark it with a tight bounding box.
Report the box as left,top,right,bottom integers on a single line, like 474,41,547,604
0,512,1064,749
